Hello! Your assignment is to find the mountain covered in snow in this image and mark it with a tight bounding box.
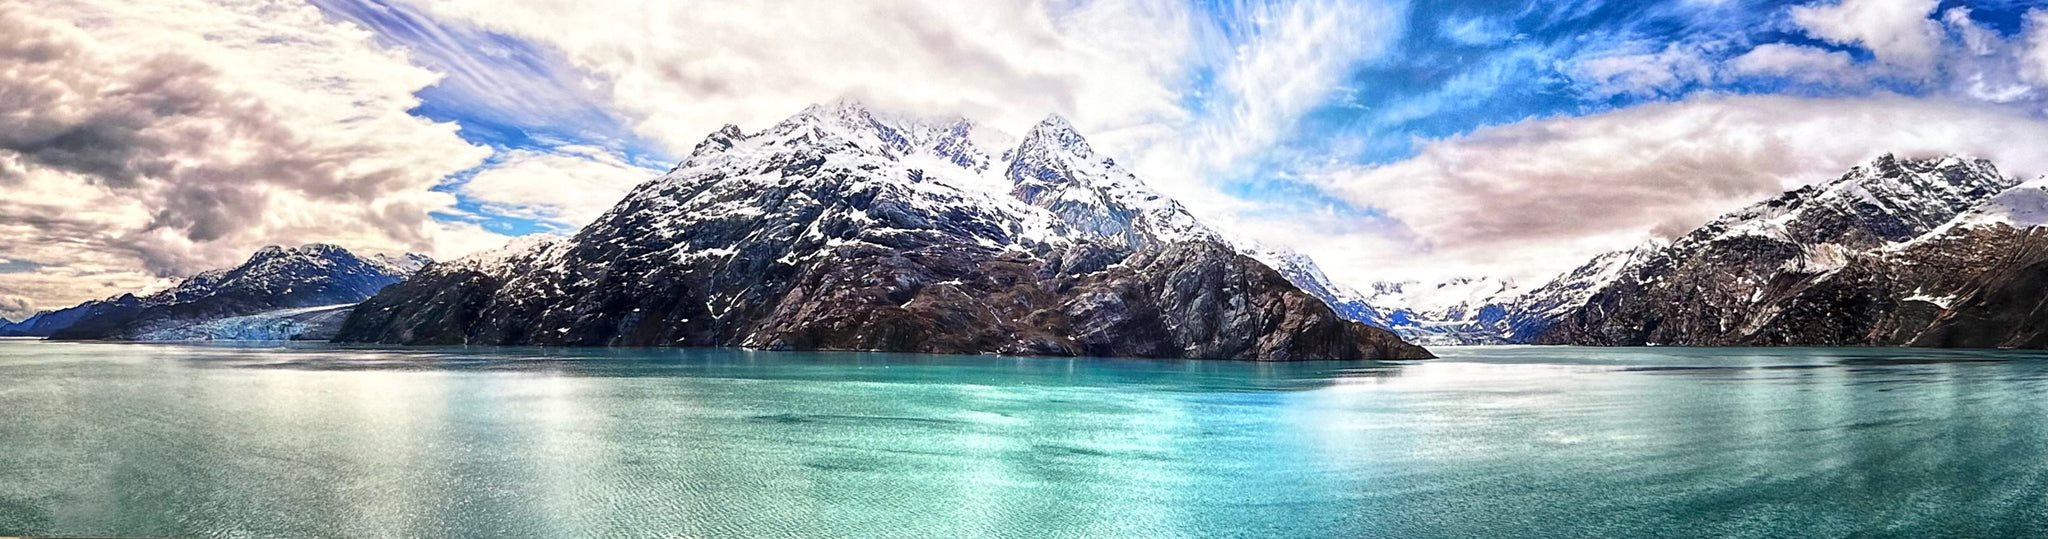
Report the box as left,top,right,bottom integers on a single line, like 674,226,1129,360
1349,276,1515,345
1308,154,2041,350
1538,154,2041,348
336,101,1430,360
0,244,427,341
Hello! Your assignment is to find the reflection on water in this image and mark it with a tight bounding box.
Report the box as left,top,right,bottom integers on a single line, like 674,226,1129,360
0,342,2040,538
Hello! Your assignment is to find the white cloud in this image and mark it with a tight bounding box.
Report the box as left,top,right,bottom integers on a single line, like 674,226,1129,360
409,0,1199,160
2025,9,2048,89
0,294,32,322
458,147,664,230
1299,94,2048,285
1790,0,1943,78
0,1,500,312
1570,43,1716,98
1727,43,1862,86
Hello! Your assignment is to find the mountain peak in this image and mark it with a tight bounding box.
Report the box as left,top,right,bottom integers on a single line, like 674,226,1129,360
370,252,435,275
1694,151,2016,247
245,243,352,264
1035,113,1074,130
1843,152,2001,188
1022,114,1094,158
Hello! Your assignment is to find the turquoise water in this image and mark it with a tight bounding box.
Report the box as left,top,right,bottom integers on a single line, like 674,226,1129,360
0,340,2040,538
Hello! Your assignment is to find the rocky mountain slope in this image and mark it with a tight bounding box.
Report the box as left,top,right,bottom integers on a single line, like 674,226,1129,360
1240,248,1393,328
4,245,426,340
1493,245,1663,343
1539,154,2039,348
0,304,94,337
337,101,1430,360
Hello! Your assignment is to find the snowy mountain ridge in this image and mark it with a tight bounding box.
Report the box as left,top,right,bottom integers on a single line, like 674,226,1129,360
503,98,1286,305
339,100,1428,360
2,244,429,340
1328,153,2029,346
1901,174,2048,243
1540,153,2037,347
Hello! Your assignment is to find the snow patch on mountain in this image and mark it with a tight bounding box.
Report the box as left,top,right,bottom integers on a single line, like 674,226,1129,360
1947,175,2048,230
447,234,566,274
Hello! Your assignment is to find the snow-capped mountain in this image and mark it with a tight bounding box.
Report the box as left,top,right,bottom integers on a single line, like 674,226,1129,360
338,100,1429,360
1321,153,2041,349
1496,243,1663,342
16,244,428,340
1346,276,1518,345
1236,247,1391,328
1007,115,1217,252
1540,154,2036,347
1280,241,1662,346
1873,176,2047,348
1364,276,1518,322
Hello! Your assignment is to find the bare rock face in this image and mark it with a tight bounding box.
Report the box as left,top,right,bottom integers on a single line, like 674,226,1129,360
1539,155,2043,348
337,102,1430,360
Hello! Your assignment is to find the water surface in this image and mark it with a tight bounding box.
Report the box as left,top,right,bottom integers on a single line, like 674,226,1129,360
0,341,2041,537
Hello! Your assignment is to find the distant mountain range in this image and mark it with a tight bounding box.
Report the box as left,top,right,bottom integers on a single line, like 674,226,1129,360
333,101,1431,360
1337,154,2044,349
6,107,2035,353
0,245,426,341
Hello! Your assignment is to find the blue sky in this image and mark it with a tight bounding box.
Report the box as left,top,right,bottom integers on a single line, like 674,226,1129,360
1198,0,2043,240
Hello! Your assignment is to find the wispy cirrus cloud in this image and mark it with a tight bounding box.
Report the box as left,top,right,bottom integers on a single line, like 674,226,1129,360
307,0,655,153
1135,0,1412,216
396,0,1200,157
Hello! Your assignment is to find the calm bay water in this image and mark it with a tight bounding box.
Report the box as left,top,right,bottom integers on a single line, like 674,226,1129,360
0,339,2040,538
